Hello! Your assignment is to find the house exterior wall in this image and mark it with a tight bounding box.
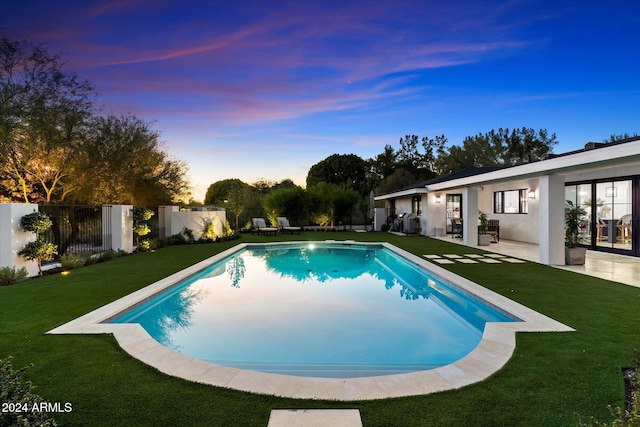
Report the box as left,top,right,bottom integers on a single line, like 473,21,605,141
170,210,226,240
394,199,412,216
0,203,39,277
479,178,540,244
424,193,446,236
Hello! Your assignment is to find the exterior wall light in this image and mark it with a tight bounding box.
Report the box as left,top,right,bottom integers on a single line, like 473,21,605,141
435,194,441,203
528,190,536,199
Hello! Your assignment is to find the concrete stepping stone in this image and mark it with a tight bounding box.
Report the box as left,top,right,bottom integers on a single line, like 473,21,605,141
433,258,455,264
268,409,363,427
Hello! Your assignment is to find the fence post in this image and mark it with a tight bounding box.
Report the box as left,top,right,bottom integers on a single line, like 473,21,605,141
104,205,133,253
0,203,40,277
158,206,179,238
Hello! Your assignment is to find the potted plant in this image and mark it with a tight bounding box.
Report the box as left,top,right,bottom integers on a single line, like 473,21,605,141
565,200,587,265
478,210,491,246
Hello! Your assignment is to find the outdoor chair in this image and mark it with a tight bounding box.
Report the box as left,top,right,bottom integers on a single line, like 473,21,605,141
452,218,462,239
487,219,500,242
276,217,301,234
616,214,632,243
251,218,278,235
596,218,608,241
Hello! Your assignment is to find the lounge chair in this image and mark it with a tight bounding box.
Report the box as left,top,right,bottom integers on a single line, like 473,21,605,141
277,217,301,234
251,218,278,235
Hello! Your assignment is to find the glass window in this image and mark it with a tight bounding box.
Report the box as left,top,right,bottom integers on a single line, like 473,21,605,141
595,180,632,250
494,192,503,213
412,195,422,215
493,189,528,214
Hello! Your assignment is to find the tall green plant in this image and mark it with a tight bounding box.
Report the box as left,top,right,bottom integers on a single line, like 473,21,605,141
18,211,58,276
565,200,587,248
132,206,154,251
478,210,489,234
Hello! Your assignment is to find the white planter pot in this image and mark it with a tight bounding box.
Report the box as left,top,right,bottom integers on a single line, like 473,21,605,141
565,247,587,265
478,234,492,246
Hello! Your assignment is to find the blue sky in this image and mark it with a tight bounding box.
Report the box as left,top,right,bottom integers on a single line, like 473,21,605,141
2,0,639,200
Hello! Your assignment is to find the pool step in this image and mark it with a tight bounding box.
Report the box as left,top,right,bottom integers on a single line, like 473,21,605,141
267,409,363,427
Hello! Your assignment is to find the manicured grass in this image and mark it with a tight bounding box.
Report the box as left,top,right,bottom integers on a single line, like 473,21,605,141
1,232,639,426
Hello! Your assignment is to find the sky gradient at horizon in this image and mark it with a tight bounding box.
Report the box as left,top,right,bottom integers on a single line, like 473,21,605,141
2,0,639,200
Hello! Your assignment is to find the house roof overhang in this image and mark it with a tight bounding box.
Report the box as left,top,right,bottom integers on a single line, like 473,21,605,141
374,187,428,201
424,139,640,192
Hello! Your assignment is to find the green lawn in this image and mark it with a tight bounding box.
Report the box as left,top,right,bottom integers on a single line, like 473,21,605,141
1,232,639,426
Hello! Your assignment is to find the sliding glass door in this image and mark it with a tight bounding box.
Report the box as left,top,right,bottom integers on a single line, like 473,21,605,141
594,180,633,251
445,194,462,234
566,177,638,256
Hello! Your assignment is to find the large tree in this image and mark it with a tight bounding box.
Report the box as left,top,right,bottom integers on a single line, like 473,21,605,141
435,128,557,173
306,153,368,195
80,114,190,205
204,178,249,229
0,34,94,203
0,35,190,206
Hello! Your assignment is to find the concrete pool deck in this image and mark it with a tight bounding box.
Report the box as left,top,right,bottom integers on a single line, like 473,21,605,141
48,241,573,401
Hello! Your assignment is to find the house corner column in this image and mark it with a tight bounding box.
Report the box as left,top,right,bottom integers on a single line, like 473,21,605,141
539,175,565,265
110,205,133,253
462,187,479,246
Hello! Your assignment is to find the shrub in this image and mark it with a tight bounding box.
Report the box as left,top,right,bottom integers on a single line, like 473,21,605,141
97,250,118,263
60,254,85,271
182,227,195,244
138,240,151,252
18,240,58,276
83,254,98,266
169,233,188,245
201,219,217,242
153,237,169,248
132,206,154,251
223,219,234,238
19,211,53,234
0,266,29,286
0,357,58,426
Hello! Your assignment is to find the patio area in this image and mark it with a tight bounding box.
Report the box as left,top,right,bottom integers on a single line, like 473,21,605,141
433,234,640,288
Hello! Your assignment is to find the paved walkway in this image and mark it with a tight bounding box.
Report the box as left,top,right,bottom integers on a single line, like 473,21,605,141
433,235,640,288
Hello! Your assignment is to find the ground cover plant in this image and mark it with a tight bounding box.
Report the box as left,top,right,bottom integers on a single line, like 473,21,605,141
0,232,639,426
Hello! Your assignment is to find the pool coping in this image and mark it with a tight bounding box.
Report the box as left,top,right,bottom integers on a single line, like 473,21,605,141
47,241,574,401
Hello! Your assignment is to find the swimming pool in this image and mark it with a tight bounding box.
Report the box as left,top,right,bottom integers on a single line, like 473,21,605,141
110,242,514,378
49,241,573,400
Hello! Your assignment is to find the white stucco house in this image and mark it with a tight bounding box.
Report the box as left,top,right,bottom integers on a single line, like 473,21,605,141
375,137,640,265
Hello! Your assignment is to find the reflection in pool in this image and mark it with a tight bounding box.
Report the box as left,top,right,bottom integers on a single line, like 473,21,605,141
111,243,515,378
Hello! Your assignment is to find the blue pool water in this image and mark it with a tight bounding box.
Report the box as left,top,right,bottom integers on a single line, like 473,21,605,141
111,243,514,378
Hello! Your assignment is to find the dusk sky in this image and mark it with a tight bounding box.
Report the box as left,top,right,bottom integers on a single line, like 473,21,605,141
2,0,639,201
